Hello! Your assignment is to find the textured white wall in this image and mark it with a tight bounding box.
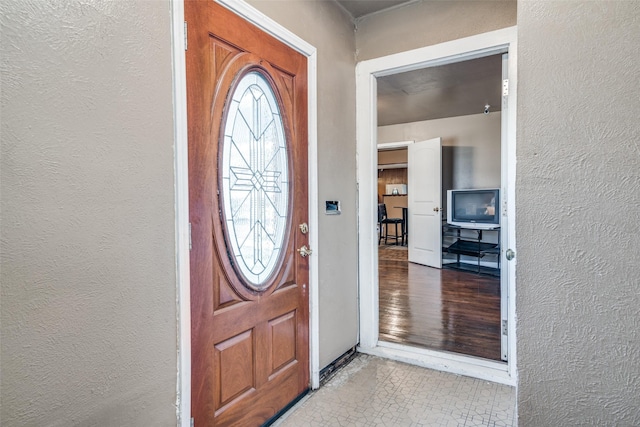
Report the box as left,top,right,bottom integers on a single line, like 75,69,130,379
246,0,359,368
0,1,178,425
516,1,640,425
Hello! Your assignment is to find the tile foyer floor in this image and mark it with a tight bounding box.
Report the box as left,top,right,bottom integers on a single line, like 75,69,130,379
274,354,516,427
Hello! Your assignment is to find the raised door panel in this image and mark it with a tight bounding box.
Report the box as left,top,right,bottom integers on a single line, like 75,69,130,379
214,330,255,411
268,310,297,377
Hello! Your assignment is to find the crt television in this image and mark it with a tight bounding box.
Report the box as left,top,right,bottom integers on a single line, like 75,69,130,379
447,188,500,229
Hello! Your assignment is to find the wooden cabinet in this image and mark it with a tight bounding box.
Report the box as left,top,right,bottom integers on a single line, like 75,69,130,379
377,168,407,203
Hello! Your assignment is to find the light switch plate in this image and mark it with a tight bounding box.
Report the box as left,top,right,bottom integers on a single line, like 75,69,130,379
325,200,341,215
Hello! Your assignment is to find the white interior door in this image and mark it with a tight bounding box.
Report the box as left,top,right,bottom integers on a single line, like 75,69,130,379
408,138,442,268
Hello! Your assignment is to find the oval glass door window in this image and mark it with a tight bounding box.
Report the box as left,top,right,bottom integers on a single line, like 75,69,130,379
221,70,289,289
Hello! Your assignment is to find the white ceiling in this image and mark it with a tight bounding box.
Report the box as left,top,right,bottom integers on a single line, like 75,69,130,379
336,1,504,127
377,54,503,126
335,0,415,19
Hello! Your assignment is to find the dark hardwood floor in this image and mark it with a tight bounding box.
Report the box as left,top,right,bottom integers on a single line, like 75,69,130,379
378,245,502,361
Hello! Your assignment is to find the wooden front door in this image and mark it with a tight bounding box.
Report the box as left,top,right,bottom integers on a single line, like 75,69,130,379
186,1,309,425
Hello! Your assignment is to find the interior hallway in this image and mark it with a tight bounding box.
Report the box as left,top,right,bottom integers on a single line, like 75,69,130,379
274,354,516,426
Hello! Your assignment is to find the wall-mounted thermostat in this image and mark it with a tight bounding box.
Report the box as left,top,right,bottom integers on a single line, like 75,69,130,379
325,201,341,215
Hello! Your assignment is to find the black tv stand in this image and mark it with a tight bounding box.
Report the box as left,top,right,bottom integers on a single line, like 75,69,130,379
442,224,500,276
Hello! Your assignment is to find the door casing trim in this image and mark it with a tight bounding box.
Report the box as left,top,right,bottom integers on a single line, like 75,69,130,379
170,2,190,426
356,26,518,386
171,1,319,425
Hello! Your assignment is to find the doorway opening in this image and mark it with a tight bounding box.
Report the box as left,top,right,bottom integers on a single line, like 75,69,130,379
376,54,504,362
357,27,517,385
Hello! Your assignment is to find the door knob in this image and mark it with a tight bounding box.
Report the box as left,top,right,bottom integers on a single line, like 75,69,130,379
297,245,313,258
506,249,516,261
433,207,440,212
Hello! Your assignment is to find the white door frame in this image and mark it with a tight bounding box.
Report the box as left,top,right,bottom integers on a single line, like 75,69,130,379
356,26,518,386
170,1,319,425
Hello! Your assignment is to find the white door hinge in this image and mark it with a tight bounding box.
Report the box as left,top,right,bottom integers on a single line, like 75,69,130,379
188,222,192,250
190,417,194,427
502,79,509,97
502,320,508,336
184,21,188,51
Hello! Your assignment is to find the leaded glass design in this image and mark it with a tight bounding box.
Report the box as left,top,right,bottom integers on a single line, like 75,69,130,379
221,71,289,288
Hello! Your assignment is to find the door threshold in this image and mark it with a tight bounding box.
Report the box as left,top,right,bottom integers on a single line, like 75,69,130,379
263,389,310,427
358,341,515,386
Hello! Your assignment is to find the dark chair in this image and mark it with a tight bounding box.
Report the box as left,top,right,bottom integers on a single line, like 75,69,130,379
378,203,405,245
400,206,408,245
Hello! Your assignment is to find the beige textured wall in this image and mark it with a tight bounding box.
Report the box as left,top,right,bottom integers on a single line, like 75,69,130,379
355,0,517,61
0,1,178,425
378,112,502,190
247,0,359,368
516,1,640,425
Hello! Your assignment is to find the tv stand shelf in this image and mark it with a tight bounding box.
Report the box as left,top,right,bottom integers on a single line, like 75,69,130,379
442,224,500,276
446,240,497,257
